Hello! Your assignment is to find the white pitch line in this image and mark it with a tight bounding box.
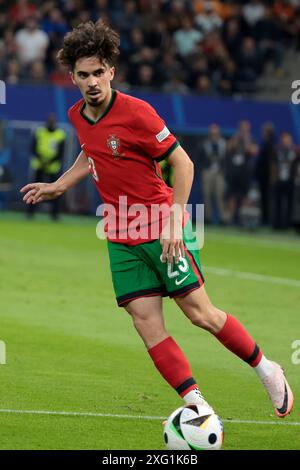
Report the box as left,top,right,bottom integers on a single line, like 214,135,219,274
0,409,299,426
205,266,300,288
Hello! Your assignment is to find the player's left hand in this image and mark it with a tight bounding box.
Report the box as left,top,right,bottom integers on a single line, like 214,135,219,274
160,215,185,264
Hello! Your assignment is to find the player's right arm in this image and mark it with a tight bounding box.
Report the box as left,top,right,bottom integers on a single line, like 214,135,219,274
20,150,90,205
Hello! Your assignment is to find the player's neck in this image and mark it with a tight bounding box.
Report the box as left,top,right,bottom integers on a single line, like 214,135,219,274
84,88,113,122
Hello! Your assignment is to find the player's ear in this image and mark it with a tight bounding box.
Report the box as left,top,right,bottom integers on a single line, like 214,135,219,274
70,71,76,86
110,67,115,82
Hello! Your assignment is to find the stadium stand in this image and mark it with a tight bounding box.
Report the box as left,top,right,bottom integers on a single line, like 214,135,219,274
0,0,300,232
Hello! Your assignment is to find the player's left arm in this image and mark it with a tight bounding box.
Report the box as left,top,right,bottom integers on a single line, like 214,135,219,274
160,145,194,264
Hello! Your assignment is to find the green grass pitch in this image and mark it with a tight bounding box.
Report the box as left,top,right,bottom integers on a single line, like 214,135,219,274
0,212,299,450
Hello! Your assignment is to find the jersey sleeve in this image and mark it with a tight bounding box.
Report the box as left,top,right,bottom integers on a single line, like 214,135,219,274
133,100,179,160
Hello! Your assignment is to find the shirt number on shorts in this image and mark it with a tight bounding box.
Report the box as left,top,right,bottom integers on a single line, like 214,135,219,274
160,255,189,279
88,157,99,182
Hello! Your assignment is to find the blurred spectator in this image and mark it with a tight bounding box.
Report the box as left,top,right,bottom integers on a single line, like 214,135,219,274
0,11,8,37
222,18,244,63
256,122,276,226
146,20,169,50
92,0,109,22
15,17,49,66
63,0,88,29
226,121,258,224
28,114,66,221
0,43,6,78
201,30,229,76
273,0,295,23
195,1,223,34
76,9,93,25
25,60,48,85
0,120,12,210
194,74,214,95
193,0,234,20
9,0,37,28
49,62,73,87
255,7,284,72
293,153,300,233
116,0,140,36
5,59,21,85
42,7,68,40
173,15,203,57
236,119,254,146
135,64,156,91
273,0,296,45
127,27,145,56
188,54,209,88
236,37,262,92
2,28,18,60
271,132,297,230
164,1,188,34
200,123,227,224
129,46,158,85
243,0,265,27
239,180,262,230
162,75,189,94
156,51,183,85
218,59,238,95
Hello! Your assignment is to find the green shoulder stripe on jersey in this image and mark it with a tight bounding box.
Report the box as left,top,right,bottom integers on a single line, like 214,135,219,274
80,89,117,125
156,140,180,162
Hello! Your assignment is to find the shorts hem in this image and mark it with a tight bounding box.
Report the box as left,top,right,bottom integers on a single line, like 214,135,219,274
168,281,204,298
117,287,166,307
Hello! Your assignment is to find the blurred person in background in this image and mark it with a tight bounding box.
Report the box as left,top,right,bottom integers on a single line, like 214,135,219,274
236,36,262,93
28,114,66,220
226,120,258,225
0,120,13,210
49,61,73,87
200,124,227,224
9,0,37,28
25,60,48,85
195,1,223,34
255,122,276,226
218,58,238,95
271,131,297,230
194,74,214,95
5,58,21,85
173,15,203,57
15,16,49,67
243,0,266,29
254,6,284,75
293,152,300,234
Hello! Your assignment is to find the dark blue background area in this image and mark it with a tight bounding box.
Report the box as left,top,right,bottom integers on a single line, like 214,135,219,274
1,85,299,143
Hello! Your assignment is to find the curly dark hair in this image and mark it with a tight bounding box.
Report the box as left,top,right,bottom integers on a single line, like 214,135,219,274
57,20,120,69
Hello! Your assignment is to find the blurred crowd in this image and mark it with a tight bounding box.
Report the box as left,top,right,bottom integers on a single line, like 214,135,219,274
1,0,300,95
198,120,300,231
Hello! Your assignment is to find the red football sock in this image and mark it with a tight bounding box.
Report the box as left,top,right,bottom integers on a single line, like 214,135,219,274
148,336,198,397
214,314,262,367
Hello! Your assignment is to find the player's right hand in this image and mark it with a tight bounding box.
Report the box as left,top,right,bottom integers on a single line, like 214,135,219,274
20,182,61,204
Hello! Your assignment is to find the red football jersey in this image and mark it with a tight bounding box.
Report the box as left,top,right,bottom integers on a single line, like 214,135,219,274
68,90,179,245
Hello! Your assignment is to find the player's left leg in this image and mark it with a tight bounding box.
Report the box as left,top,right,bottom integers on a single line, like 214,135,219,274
175,286,294,418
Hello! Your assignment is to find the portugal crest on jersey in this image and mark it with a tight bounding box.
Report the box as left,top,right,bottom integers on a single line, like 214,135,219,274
107,135,124,159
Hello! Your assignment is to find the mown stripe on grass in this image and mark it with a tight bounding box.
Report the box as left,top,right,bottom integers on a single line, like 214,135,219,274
205,266,300,288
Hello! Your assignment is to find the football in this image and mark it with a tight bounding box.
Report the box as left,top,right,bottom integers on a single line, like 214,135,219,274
163,404,224,451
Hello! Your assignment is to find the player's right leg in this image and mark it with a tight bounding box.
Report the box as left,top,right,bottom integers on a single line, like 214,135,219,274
124,296,213,410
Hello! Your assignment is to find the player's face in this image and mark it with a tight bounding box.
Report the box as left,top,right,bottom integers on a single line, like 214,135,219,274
71,56,115,108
